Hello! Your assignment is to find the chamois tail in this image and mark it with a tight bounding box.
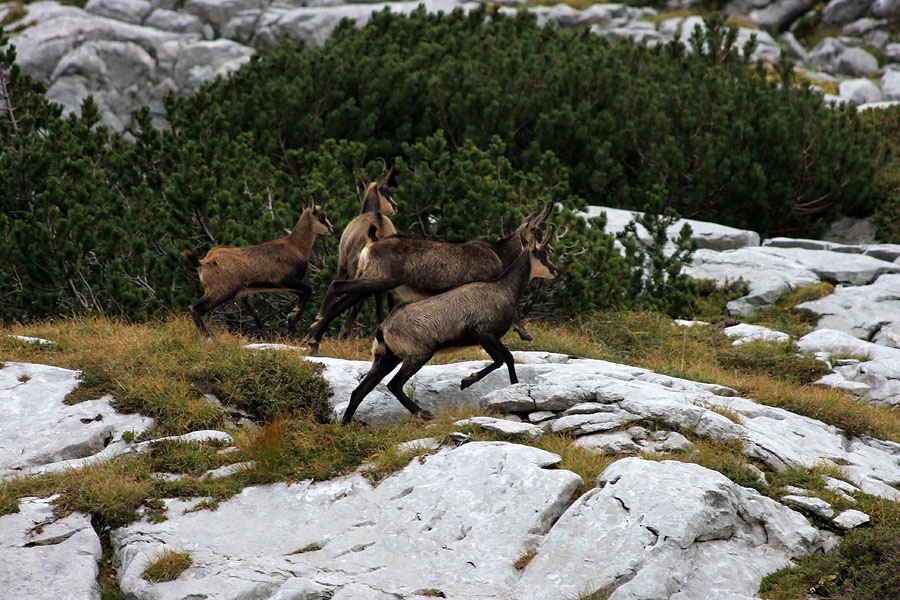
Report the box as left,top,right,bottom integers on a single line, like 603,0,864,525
182,249,201,268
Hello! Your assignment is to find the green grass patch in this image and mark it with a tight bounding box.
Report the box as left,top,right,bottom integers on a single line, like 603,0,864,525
717,340,831,384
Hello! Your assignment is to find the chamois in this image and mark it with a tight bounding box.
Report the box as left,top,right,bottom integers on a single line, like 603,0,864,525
303,204,551,351
328,164,398,339
341,227,558,425
183,196,334,337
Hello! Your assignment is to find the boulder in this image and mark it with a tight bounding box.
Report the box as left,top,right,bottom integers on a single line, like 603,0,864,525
0,362,153,479
821,0,875,27
84,0,152,24
839,77,884,103
512,458,831,600
722,323,791,345
172,38,255,94
747,0,814,31
579,205,761,251
872,0,900,18
809,37,878,75
0,497,102,600
182,0,266,34
796,273,900,343
883,68,900,100
886,42,900,62
144,8,209,35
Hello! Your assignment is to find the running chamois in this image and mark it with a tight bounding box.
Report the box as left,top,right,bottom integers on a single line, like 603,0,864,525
183,196,333,337
341,227,558,424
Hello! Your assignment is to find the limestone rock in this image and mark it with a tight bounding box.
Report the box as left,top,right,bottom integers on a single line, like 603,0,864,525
512,458,831,600
839,77,884,103
883,68,900,101
84,0,152,24
747,0,814,30
579,205,761,251
0,497,102,600
872,0,900,18
821,0,874,27
0,362,154,479
796,274,900,343
832,509,871,529
722,323,791,345
112,442,582,600
172,38,254,94
454,416,544,440
780,494,835,519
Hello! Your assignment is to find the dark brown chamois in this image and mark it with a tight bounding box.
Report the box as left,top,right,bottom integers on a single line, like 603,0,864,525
341,228,558,424
183,197,333,337
328,164,398,339
303,204,551,351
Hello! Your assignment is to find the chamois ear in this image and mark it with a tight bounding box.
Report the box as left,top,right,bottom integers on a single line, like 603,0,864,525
308,194,316,213
360,172,371,187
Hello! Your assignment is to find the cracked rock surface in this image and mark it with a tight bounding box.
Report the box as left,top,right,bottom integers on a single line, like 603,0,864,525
0,496,102,600
0,361,154,479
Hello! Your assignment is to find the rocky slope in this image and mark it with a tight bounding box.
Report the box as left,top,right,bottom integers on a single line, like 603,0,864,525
3,0,900,132
5,211,900,598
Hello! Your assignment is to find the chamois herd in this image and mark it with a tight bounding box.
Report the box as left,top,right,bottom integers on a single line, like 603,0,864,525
183,164,560,424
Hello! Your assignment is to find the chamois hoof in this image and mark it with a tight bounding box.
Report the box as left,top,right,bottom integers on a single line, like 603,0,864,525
417,409,435,421
302,338,320,355
460,375,478,390
518,332,533,342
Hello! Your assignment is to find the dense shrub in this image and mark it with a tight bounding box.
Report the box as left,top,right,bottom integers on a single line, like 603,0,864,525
170,10,880,237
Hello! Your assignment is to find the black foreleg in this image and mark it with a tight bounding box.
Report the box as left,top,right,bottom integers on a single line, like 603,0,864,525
460,335,517,389
342,350,401,425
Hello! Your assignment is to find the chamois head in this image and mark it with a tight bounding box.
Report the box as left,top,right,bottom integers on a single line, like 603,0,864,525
513,202,553,245
306,195,335,237
529,225,559,280
360,161,397,216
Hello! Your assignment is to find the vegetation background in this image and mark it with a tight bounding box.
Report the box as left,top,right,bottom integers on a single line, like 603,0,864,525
3,10,898,337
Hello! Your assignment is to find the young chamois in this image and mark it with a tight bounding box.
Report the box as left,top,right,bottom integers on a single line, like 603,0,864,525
303,204,552,351
327,164,398,339
341,227,558,425
183,196,334,337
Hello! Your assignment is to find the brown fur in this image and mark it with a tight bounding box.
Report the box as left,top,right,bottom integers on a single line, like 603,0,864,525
326,169,399,339
341,230,557,424
304,204,551,350
183,199,333,337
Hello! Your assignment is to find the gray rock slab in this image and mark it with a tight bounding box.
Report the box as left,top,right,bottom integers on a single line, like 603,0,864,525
579,205,761,250
173,38,254,94
685,247,820,316
781,494,835,519
0,496,102,600
0,362,154,479
796,273,900,343
112,442,582,600
84,0,152,24
513,458,831,600
722,323,791,345
144,8,208,34
873,0,900,18
832,508,870,529
454,416,543,440
754,246,900,286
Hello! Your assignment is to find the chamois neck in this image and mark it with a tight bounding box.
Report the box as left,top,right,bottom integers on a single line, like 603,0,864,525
288,211,317,254
360,190,380,213
496,248,534,300
492,232,525,267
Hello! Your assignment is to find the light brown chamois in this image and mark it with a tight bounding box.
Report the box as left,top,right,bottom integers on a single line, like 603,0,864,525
183,196,334,337
327,164,398,339
303,204,552,351
341,228,558,424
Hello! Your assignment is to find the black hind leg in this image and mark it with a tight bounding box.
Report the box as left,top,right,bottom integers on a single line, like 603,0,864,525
386,355,434,419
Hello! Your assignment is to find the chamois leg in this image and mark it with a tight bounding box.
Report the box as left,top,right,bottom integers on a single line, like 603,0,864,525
305,279,388,348
189,291,236,338
512,317,533,342
342,348,401,425
241,298,266,334
386,356,435,420
337,301,364,339
460,335,517,389
286,282,313,333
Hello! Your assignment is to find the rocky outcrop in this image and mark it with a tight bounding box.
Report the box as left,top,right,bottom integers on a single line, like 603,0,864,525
0,360,154,479
7,0,900,132
0,497,102,600
108,443,834,600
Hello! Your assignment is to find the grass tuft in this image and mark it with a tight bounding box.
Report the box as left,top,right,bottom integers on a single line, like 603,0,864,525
141,549,192,583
